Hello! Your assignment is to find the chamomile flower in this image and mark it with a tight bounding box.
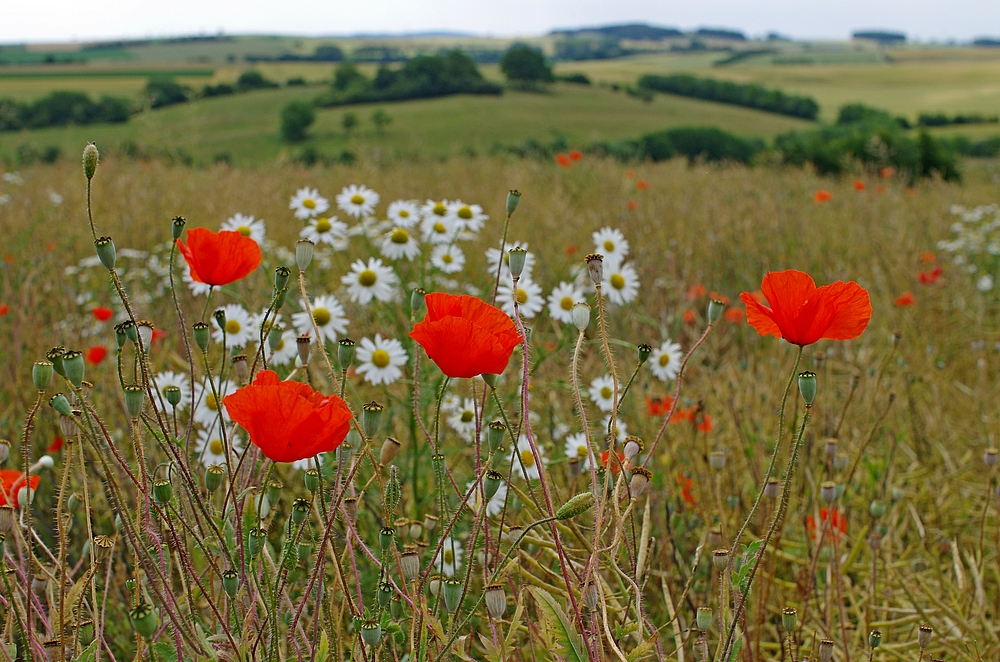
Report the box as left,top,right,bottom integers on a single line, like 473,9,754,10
379,225,421,261
547,281,584,324
421,214,459,244
292,295,349,343
336,184,380,219
447,200,488,233
441,392,462,413
436,536,464,577
153,371,192,411
447,398,478,439
212,304,254,347
510,434,547,481
267,329,299,367
421,199,451,223
194,378,236,427
485,242,535,281
467,478,507,518
289,187,329,220
649,339,683,382
300,216,349,249
592,227,629,268
250,308,283,339
387,200,420,228
221,213,266,245
341,258,399,304
431,244,466,273
564,432,594,470
602,262,639,306
355,334,407,386
194,425,242,466
588,375,616,413
600,415,628,443
182,264,212,297
497,278,544,318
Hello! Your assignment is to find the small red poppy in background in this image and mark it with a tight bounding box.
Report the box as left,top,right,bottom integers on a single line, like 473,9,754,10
880,167,895,179
601,449,626,474
565,244,578,256
725,306,745,324
683,309,697,324
875,184,885,194
569,149,583,161
223,370,352,463
86,346,107,365
740,270,872,347
409,293,522,379
677,473,696,505
0,470,40,508
626,201,638,210
919,265,942,285
177,228,261,287
646,395,673,416
853,180,865,191
92,306,113,321
686,283,706,300
894,291,915,307
48,435,64,453
3,255,11,264
636,179,649,190
152,328,167,343
807,507,847,543
555,153,571,167
919,251,936,264
693,411,713,434
624,170,636,179
814,190,832,203
0,304,8,317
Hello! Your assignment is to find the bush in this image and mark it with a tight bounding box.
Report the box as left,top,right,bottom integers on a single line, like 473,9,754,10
146,78,189,108
638,74,820,120
286,77,307,87
500,45,554,88
236,70,279,91
0,92,135,131
639,127,765,164
555,72,592,85
837,103,910,129
202,83,235,97
280,101,316,142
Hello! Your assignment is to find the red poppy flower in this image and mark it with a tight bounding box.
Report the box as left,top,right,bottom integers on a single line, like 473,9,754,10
693,412,713,434
92,306,113,321
880,167,895,179
409,293,522,379
0,304,8,317
223,370,352,463
86,346,108,365
894,291,915,307
671,408,693,424
152,328,166,343
569,149,583,161
555,153,571,167
645,395,673,416
0,470,40,508
2,255,11,264
48,435,64,453
177,228,261,287
677,473,696,505
814,190,832,203
919,265,942,285
919,251,936,264
626,200,638,210
853,179,865,191
806,507,847,543
565,244,578,256
624,170,636,179
600,450,626,474
683,308,697,324
740,270,872,347
686,283,706,300
636,179,649,190
725,306,744,324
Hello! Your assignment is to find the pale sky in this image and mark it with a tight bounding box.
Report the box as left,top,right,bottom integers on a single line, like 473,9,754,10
3,0,999,44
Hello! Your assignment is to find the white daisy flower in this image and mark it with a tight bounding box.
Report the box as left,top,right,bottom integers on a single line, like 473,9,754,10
49,191,63,206
387,200,420,228
592,227,629,268
336,184,380,219
431,244,466,274
547,281,584,324
497,278,544,319
467,478,507,518
564,432,594,470
441,392,462,413
485,242,536,282
600,415,628,443
267,329,299,367
212,304,255,348
420,199,451,222
250,308,283,340
355,334,407,386
447,398,478,439
194,378,236,428
649,339,683,382
421,214,459,245
292,452,328,471
292,295,349,344
300,216,349,249
342,258,399,304
435,536,464,577
153,371,192,411
978,274,994,292
588,375,616,413
379,226,422,261
182,264,212,297
194,425,242,466
289,187,329,220
602,262,639,306
447,200,488,233
221,213,266,245
510,434,547,481
0,194,9,205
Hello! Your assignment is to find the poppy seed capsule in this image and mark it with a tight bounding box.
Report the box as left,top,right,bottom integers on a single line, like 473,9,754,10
443,579,462,613
380,437,401,466
400,550,420,580
820,481,837,503
484,583,507,619
136,321,154,351
781,607,797,632
231,354,248,384
303,469,320,492
362,401,384,438
585,253,604,286
50,393,73,417
869,630,882,648
623,436,643,461
343,497,358,523
0,439,10,465
171,215,186,241
32,361,54,391
337,337,356,368
506,189,521,215
123,385,144,419
486,421,506,453
764,478,781,500
82,142,99,179
152,479,172,505
289,497,310,525
379,527,395,551
869,500,886,518
712,549,729,570
507,247,527,279
62,350,85,388
246,527,266,558
696,606,713,631
581,580,598,611
572,302,591,331
423,514,438,532
707,299,725,323
985,448,998,467
266,326,283,352
295,239,314,271
273,265,290,292
629,467,652,498
95,236,116,270
708,527,723,548
709,451,725,470
408,520,423,538
410,287,426,314
360,620,382,646
93,534,114,561
129,602,159,640
205,464,225,493
295,335,311,365
483,470,503,500
818,639,835,662
192,322,210,352
164,385,182,408
917,625,932,649
378,580,393,607
824,439,838,458
267,480,282,505
798,371,817,405
833,454,849,471
0,506,14,533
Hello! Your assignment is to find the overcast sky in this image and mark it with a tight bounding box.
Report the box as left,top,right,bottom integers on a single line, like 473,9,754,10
4,0,999,44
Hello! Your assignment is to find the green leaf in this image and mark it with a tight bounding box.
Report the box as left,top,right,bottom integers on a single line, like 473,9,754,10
71,640,98,662
728,635,743,662
529,586,586,662
152,641,179,662
315,631,330,662
626,632,660,662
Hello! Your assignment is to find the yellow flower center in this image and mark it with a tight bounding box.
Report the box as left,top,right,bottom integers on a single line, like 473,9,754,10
560,296,574,311
443,549,454,564
659,353,671,367
358,269,377,287
315,218,332,233
275,338,285,351
458,206,473,220
303,198,316,210
371,349,390,368
205,393,218,411
237,225,251,237
398,209,410,218
313,307,331,327
433,202,447,216
441,253,453,264
516,288,528,305
350,194,365,205
519,449,536,468
461,410,473,423
434,222,446,234
577,444,588,457
391,228,409,244
600,386,612,399
610,274,626,290
225,319,241,334
209,439,224,455
604,240,615,251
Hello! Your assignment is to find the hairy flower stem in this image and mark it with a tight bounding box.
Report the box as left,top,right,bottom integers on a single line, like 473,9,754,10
20,392,42,662
56,432,74,662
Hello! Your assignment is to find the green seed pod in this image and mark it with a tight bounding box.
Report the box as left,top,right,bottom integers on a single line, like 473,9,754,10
572,302,591,331
507,247,527,279
556,492,596,520
869,500,886,518
205,464,225,493
82,142,99,179
378,580,393,608
61,350,85,388
481,373,499,389
486,421,506,453
443,579,462,613
483,470,503,500
95,236,116,270
47,346,67,377
291,497,310,525
152,479,172,506
379,526,395,552
124,385,144,419
390,594,402,618
67,493,82,513
121,320,138,344
50,393,73,417
798,371,817,405
274,266,291,292
362,401,384,438
114,323,128,349
636,343,652,365
164,385,182,408
297,541,312,564
360,620,382,646
171,216,186,241
337,337,356,368
410,288,426,315
247,527,266,558
32,361,54,391
129,602,159,640
0,439,9,465
266,480,283,506
295,239,314,272
869,630,882,649
192,322,210,353
222,569,239,598
213,308,227,334
707,299,725,323
696,606,713,631
303,468,320,492
506,189,521,216
490,446,508,471
781,607,797,632
125,577,136,592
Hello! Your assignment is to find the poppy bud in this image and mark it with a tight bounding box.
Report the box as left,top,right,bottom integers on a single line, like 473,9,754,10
781,607,797,632
507,247,527,279
171,215,186,241
820,481,837,503
423,514,438,532
556,492,595,520
636,343,651,365
384,466,401,513
917,625,932,649
296,335,311,365
192,322,210,352
62,350,85,388
205,464,224,493
337,337,356,368
709,451,725,470
213,308,227,334
137,321,154,352
129,602,159,640
869,629,882,649
581,579,598,611
410,287,426,315
869,500,886,518
891,486,905,502
401,549,420,580
0,506,13,533
363,401,384,438
481,373,499,389
343,497,358,523
82,142,99,179
585,253,604,286
483,470,503,500
818,639,835,662
572,302,591,331
484,583,507,619
985,447,998,467
124,385,144,419
295,239,314,271
95,236,116,270
247,527,266,558
379,437,401,466
50,393,73,417
222,569,239,598
798,371,817,405
712,549,729,570
629,467,652,498
486,421,506,453
32,361,54,391
506,189,521,216
360,620,382,646
707,299,725,323
303,468,320,492
379,526,395,552
0,439,9,465
274,266,290,293
443,578,462,613
696,606,713,632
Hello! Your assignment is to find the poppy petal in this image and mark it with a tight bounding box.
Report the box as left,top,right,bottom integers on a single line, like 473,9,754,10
807,280,872,341
740,292,783,339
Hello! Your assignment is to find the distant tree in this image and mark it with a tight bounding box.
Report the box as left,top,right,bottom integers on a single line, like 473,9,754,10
500,45,554,88
145,78,189,108
371,109,392,133
333,63,368,91
313,45,345,62
341,111,359,135
236,70,278,91
280,101,315,142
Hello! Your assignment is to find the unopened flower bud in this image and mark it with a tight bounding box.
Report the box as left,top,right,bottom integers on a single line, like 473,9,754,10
556,492,596,520
707,299,725,323
572,302,591,331
32,361,54,391
820,481,837,503
506,190,521,216
337,338,356,368
192,322,210,352
295,239,314,271
384,465,401,513
95,236,116,270
917,625,932,649
484,583,507,619
124,385,144,419
585,253,604,286
508,247,527,279
205,464,224,493
82,142,99,179
798,371,817,405
696,606,713,632
709,451,725,470
781,607,797,632
380,437,401,466
362,401,384,438
62,350,85,388
410,287,426,315
171,215,186,241
629,467,652,497
623,436,643,461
